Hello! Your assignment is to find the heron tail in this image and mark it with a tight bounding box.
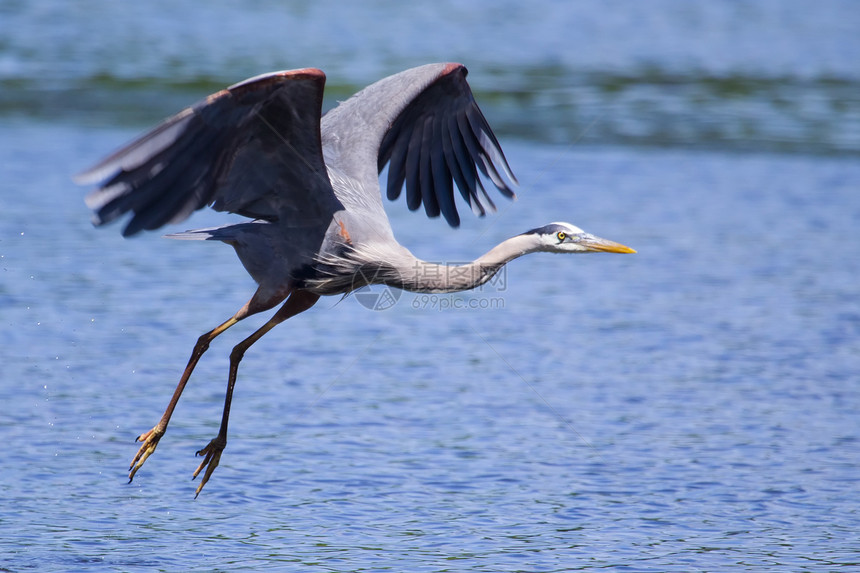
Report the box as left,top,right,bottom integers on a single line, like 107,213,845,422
164,222,264,241
164,226,227,240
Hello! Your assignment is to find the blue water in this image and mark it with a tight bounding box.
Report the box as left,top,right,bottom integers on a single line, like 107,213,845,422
2,1,860,571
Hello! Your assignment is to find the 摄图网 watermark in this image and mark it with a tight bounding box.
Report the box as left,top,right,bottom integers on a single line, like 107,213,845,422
351,263,508,311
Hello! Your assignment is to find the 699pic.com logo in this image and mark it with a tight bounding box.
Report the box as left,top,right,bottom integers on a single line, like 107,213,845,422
350,266,402,311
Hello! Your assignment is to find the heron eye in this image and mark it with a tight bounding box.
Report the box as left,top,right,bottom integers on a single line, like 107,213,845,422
556,231,566,242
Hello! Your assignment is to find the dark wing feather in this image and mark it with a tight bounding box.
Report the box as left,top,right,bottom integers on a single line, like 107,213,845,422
378,65,517,226
320,63,517,228
445,114,479,213
418,116,440,218
429,115,458,226
404,121,424,211
76,69,342,236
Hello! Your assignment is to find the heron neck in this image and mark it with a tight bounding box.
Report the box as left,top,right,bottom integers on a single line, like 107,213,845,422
401,234,535,293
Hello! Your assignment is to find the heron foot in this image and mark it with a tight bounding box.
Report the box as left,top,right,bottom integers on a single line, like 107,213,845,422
192,435,226,498
129,426,164,482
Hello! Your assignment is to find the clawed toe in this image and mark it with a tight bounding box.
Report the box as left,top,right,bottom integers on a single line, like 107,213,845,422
128,427,164,482
192,437,226,498
128,425,227,497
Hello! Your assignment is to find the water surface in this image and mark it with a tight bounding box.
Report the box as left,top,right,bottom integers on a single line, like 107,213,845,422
2,1,859,571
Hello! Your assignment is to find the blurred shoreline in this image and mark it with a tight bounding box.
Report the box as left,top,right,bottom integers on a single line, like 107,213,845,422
1,0,857,156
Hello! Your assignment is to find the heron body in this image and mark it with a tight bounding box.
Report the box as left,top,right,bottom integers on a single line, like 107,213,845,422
77,63,634,496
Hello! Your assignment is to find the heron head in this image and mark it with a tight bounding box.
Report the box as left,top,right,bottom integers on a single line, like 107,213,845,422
524,222,636,254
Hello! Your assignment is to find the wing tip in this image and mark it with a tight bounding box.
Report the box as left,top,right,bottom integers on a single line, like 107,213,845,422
74,162,120,186
72,170,94,185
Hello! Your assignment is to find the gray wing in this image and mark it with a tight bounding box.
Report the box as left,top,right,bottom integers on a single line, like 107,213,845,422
76,69,342,237
321,63,517,228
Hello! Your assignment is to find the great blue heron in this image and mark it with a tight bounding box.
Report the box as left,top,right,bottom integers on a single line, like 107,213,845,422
76,63,635,496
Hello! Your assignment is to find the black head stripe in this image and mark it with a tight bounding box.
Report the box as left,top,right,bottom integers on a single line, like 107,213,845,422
523,223,570,236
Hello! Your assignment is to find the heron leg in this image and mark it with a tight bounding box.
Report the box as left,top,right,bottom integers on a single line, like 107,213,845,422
128,288,287,483
192,290,320,497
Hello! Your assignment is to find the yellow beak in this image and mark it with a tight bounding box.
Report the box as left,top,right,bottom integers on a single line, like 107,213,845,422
583,236,637,254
